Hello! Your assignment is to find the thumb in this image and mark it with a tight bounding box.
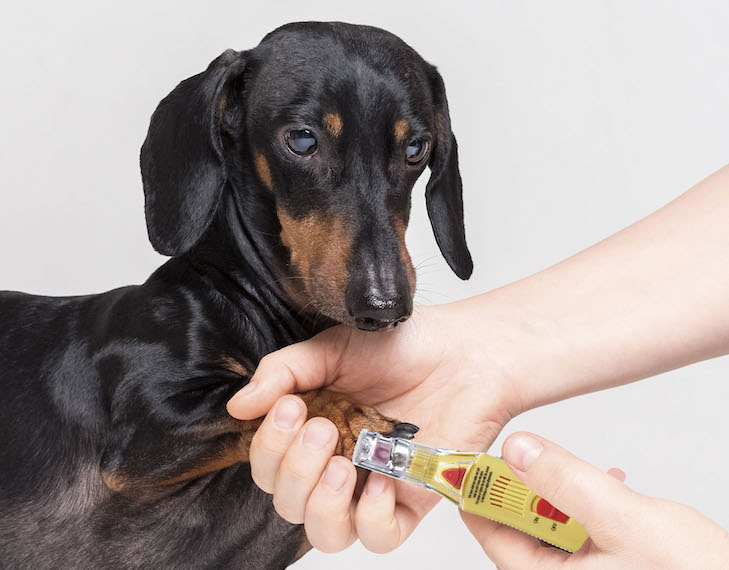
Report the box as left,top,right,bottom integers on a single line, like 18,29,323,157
502,432,634,536
226,327,349,420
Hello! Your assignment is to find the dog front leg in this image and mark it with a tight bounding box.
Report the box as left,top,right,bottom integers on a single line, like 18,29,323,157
101,379,415,494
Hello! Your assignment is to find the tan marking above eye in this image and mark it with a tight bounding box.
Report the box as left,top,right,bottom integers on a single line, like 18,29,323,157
254,152,273,191
394,119,409,143
323,112,343,136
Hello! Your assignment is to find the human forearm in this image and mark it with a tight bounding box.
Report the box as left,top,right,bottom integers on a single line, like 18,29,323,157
459,164,729,410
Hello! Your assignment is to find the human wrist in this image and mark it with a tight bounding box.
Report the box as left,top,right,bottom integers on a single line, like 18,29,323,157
443,291,570,416
445,276,647,415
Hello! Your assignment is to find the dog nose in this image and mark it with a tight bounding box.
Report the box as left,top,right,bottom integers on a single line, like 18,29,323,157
350,288,412,331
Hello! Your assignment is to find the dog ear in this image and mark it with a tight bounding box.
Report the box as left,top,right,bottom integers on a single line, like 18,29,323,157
140,50,246,256
424,66,473,280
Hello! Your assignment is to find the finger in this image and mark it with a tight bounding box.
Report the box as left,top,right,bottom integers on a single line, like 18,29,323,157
272,418,338,524
304,456,358,553
249,396,306,493
227,329,349,420
460,510,569,569
502,432,634,536
354,475,424,553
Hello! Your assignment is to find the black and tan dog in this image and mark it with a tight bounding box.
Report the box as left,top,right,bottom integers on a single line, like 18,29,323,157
0,22,471,569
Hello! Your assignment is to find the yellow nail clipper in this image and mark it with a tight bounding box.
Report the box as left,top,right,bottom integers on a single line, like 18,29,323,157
352,430,588,552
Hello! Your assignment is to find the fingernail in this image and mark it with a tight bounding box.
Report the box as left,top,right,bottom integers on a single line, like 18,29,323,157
365,474,387,497
274,398,301,430
239,380,257,395
322,462,348,492
608,467,626,483
227,381,257,411
504,434,543,472
303,421,332,450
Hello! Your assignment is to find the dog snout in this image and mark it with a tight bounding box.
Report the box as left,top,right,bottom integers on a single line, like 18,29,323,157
347,268,413,331
352,291,411,331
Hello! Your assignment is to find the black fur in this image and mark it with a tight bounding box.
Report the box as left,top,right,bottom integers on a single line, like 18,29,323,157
0,22,470,569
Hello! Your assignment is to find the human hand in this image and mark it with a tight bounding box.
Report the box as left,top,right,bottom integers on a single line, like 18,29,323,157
462,432,729,569
226,302,529,553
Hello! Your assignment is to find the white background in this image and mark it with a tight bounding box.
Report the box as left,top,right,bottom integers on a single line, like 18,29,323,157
2,2,728,568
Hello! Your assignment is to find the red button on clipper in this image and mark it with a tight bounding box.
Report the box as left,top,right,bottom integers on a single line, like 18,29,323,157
442,467,466,489
535,498,570,524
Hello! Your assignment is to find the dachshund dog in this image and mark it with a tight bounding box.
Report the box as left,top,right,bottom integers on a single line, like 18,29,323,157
0,22,471,569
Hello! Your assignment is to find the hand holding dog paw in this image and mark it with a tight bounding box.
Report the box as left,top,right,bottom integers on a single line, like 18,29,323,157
227,303,523,553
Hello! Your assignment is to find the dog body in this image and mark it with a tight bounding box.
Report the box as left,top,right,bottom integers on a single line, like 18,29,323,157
0,22,471,569
0,274,308,569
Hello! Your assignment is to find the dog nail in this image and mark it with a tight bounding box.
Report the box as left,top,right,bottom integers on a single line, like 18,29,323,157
322,462,348,492
274,398,301,430
303,422,332,449
390,422,419,439
365,474,387,497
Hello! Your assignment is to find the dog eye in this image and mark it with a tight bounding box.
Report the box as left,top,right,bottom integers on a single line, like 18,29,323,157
286,129,318,156
405,138,428,164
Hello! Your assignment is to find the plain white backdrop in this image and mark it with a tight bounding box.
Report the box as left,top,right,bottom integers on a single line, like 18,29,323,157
2,2,728,568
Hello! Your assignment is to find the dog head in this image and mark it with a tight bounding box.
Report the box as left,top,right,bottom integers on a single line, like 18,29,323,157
141,22,472,331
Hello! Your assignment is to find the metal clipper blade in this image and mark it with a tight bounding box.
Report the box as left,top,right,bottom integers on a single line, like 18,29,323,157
351,429,413,479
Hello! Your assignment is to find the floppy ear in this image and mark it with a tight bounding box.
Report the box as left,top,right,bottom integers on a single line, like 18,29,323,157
140,50,246,256
424,66,473,280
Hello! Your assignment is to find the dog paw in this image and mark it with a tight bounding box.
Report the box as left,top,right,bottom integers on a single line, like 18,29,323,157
298,390,418,459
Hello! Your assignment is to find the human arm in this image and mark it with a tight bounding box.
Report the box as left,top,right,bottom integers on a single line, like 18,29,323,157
465,163,729,409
